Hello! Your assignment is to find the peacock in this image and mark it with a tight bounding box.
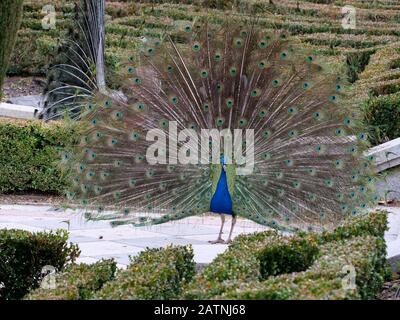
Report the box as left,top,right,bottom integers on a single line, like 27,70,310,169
56,13,378,243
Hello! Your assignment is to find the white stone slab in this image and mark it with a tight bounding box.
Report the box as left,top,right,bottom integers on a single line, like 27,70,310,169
1,204,399,266
69,226,164,241
366,137,400,172
192,244,228,264
6,95,42,108
77,241,143,257
0,102,39,119
0,222,43,233
117,236,205,248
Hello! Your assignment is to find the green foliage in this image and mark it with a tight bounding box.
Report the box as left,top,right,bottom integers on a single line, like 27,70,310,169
319,210,388,243
0,0,24,94
25,259,116,300
218,235,385,300
183,211,389,299
345,51,373,83
0,229,80,300
258,237,319,280
94,245,195,299
8,34,59,76
362,93,400,145
0,119,77,194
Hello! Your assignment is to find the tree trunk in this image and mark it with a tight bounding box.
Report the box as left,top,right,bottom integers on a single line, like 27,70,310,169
0,0,24,97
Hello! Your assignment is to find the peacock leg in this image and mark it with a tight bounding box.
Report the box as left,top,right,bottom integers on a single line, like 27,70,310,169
224,216,237,244
209,214,225,244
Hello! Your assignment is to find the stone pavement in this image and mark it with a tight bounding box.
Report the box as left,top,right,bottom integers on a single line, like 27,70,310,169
0,205,267,267
0,205,399,268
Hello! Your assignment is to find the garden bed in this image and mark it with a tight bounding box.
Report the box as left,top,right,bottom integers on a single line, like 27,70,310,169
1,210,390,300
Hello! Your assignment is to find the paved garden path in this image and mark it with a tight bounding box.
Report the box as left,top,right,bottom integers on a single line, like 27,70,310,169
0,205,267,267
0,205,399,268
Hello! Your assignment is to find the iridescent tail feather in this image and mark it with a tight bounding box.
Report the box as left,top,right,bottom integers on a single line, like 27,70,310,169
57,17,378,232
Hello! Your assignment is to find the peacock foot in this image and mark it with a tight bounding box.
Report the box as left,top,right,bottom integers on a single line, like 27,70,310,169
224,239,233,244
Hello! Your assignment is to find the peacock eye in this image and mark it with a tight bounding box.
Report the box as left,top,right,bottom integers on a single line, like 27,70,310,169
258,40,267,49
200,70,208,78
192,42,201,52
234,38,243,48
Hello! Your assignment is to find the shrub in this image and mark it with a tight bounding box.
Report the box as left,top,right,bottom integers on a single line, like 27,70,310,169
218,235,385,300
258,237,319,280
0,229,80,300
0,0,24,95
0,119,77,194
362,93,400,145
25,259,116,300
345,51,373,83
94,245,195,299
183,211,388,299
183,231,286,299
319,211,388,243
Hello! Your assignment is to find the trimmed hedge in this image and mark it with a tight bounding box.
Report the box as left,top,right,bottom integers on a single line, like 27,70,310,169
25,259,117,300
0,119,77,194
217,235,385,300
94,245,195,300
183,211,389,299
0,229,80,300
258,237,319,280
362,92,400,146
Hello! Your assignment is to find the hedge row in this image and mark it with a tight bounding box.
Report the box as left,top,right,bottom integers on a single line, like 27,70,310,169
183,211,389,299
2,212,388,300
29,245,196,300
217,235,385,300
94,245,195,299
9,0,400,77
0,119,77,194
25,259,117,300
362,92,400,146
0,229,80,300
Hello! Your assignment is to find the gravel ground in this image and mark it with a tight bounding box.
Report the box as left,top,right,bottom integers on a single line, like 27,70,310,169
0,193,65,206
380,279,400,300
1,76,46,101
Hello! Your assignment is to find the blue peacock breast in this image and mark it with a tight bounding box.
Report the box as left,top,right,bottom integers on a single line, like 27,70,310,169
210,169,233,215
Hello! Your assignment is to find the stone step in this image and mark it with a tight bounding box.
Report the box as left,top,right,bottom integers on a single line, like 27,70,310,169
0,102,42,119
366,137,400,173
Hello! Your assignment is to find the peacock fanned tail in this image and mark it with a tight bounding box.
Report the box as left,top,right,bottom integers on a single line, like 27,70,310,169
61,18,378,232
